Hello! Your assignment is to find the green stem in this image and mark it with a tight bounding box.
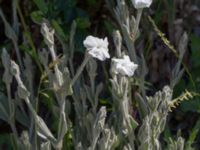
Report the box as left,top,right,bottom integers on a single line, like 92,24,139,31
71,53,91,85
135,8,143,34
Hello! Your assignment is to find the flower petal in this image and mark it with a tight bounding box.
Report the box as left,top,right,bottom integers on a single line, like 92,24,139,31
83,36,98,49
83,35,110,61
111,55,138,76
88,47,110,61
132,0,152,9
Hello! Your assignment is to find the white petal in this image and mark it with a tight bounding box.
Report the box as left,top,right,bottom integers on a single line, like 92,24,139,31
37,131,47,140
83,35,110,61
83,36,98,49
103,37,109,48
101,47,110,59
88,47,109,61
128,64,138,76
111,55,138,76
132,0,152,9
123,55,131,62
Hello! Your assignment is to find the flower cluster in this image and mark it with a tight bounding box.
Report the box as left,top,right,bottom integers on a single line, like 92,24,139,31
83,36,138,77
82,0,154,76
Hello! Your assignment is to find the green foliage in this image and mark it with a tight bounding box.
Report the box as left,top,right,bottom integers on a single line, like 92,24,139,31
0,0,200,149
0,134,12,150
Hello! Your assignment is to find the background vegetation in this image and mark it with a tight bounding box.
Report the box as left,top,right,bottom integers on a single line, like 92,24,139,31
0,0,200,149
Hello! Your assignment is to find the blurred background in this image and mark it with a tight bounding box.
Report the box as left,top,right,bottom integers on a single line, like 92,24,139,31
0,0,200,149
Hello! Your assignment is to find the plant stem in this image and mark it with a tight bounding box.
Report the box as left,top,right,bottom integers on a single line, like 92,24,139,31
135,8,143,34
71,53,91,85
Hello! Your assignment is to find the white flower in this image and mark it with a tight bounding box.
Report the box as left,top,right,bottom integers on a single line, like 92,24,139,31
83,35,110,61
112,55,138,77
131,0,152,9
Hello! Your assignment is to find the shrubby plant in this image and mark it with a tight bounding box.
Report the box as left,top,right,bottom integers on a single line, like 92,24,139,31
0,0,199,150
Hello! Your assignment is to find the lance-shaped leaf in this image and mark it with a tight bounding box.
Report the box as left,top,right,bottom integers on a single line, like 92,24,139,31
19,131,31,150
41,141,51,150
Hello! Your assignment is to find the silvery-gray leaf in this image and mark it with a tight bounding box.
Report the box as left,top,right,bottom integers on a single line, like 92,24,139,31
94,107,107,131
41,21,55,48
10,60,21,77
37,116,56,142
1,48,10,68
19,131,31,150
37,132,48,140
23,54,34,88
99,128,118,150
57,112,67,142
17,85,30,100
69,21,76,55
177,137,185,150
123,144,132,150
0,8,17,41
87,58,97,77
76,142,83,150
129,115,138,130
41,141,51,150
60,67,73,96
0,93,9,122
39,48,49,66
95,83,103,98
113,30,122,57
12,0,19,35
15,108,29,127
135,92,149,118
84,85,93,106
1,48,13,84
178,32,188,58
